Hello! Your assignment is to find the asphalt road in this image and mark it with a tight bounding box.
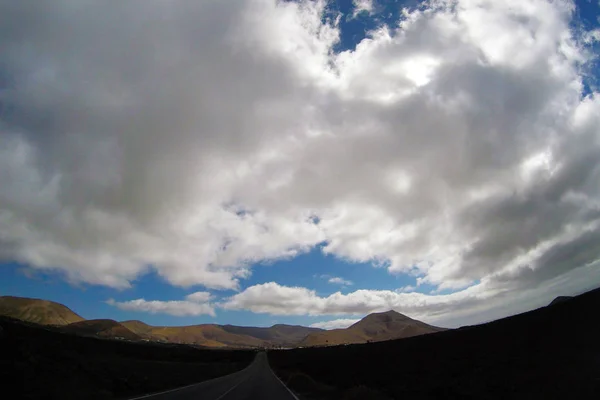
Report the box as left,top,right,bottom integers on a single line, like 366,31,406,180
129,352,298,400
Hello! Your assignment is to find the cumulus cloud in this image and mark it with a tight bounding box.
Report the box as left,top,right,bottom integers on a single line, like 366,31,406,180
107,291,215,317
223,263,600,327
328,277,353,286
220,281,492,318
397,285,416,293
0,0,332,290
321,275,353,286
1,0,599,324
352,0,375,18
310,318,360,330
184,291,213,303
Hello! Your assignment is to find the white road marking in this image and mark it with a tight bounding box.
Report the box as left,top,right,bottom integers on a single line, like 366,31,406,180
214,375,249,400
127,356,257,400
267,360,300,400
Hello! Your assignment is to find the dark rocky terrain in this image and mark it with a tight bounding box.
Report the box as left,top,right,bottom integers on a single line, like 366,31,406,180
548,295,572,306
268,287,600,399
0,316,254,399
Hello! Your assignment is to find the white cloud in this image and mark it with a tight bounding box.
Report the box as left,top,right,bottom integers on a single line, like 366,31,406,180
310,318,360,330
0,0,332,290
185,291,213,303
1,0,599,325
223,262,600,327
397,285,416,293
221,281,489,320
107,291,215,317
352,0,375,18
327,276,353,286
584,28,600,43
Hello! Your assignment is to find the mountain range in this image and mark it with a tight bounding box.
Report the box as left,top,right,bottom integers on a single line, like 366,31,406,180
0,295,444,348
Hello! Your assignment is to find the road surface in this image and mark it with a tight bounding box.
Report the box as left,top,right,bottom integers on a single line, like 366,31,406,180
129,352,298,400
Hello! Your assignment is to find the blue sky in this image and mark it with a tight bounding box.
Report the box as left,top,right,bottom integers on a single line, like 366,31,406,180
0,247,416,327
2,0,600,330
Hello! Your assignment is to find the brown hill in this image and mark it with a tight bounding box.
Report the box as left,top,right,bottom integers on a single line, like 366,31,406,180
221,324,323,347
0,296,84,326
62,319,141,340
5,296,447,349
299,310,445,346
121,320,155,339
145,324,268,348
121,321,273,347
121,321,323,348
0,295,316,348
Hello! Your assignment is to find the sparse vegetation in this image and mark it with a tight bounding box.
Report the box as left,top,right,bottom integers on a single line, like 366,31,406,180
0,296,84,326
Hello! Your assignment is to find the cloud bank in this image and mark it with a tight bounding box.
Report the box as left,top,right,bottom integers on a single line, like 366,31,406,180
107,291,215,317
222,263,600,327
1,0,599,324
310,318,360,330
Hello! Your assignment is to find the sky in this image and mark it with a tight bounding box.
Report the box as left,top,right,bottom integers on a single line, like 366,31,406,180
1,0,600,331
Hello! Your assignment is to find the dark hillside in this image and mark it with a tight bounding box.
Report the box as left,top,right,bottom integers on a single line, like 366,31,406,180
0,317,254,400
269,287,600,399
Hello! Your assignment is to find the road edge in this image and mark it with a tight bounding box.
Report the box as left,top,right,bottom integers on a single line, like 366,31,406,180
266,353,300,400
127,354,258,400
